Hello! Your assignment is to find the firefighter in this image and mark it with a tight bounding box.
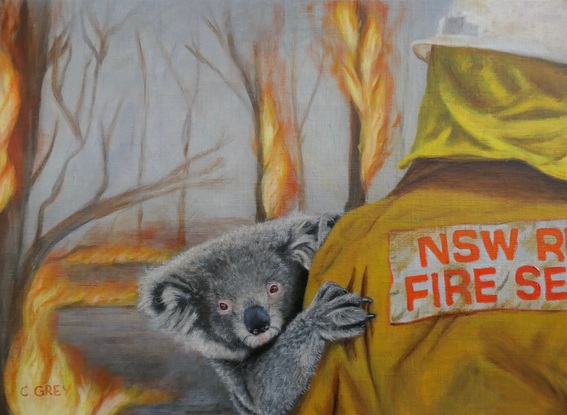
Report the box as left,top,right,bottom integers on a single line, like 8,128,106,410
294,0,567,413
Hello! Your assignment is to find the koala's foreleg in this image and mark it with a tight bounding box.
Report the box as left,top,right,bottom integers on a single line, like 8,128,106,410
236,282,374,415
210,360,260,415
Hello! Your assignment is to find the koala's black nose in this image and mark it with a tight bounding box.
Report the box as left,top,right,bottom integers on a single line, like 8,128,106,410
244,306,271,335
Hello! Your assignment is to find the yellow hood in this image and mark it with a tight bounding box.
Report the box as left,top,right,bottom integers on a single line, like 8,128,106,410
401,46,567,181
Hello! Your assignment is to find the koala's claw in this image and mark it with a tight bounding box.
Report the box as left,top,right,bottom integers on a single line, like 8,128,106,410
311,281,349,303
307,281,374,342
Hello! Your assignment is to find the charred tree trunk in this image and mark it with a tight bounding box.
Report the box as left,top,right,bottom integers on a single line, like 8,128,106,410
0,1,50,413
344,100,366,212
253,110,267,222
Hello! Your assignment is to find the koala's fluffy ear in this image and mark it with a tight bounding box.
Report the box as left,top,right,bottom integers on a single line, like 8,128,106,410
143,272,196,317
288,213,341,270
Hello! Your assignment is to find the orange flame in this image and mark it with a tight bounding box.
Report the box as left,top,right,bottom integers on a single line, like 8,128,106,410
254,7,300,219
63,245,176,265
322,1,398,190
258,81,300,219
4,246,176,415
0,1,20,212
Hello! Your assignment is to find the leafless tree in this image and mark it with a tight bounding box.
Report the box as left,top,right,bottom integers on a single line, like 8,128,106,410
159,41,202,245
135,30,148,240
186,7,322,221
0,3,226,412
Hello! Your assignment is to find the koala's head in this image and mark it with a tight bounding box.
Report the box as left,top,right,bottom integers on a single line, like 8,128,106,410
138,213,340,361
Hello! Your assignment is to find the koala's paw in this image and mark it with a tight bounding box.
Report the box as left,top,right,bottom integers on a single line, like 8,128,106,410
306,281,374,342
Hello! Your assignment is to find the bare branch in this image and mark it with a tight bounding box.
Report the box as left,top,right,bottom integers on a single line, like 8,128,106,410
186,136,232,166
58,42,74,93
186,12,260,112
41,6,121,239
108,6,138,37
35,140,86,241
24,139,229,278
159,38,203,244
103,103,122,152
180,54,201,241
94,122,110,201
31,120,59,185
160,42,192,105
84,2,134,65
203,16,228,50
298,52,326,139
185,42,250,109
50,38,83,141
74,56,93,120
47,20,72,66
80,12,99,61
223,13,258,108
183,59,200,150
80,5,121,143
190,58,201,108
159,40,200,144
86,7,103,41
136,30,148,180
91,100,123,202
136,30,149,233
83,65,100,141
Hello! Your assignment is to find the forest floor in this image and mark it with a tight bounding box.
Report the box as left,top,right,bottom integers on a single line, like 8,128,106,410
58,306,235,414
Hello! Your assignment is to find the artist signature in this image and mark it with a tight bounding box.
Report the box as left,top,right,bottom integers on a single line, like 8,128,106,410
19,384,72,397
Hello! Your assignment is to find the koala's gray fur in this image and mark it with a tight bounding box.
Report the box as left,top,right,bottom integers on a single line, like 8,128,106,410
138,214,374,415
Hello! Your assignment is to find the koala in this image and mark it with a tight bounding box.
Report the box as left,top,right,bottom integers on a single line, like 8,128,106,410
138,214,374,415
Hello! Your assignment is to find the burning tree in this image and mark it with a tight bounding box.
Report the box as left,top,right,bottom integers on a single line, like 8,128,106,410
0,3,19,215
0,2,225,413
318,1,399,211
0,1,50,412
254,8,300,220
187,6,322,221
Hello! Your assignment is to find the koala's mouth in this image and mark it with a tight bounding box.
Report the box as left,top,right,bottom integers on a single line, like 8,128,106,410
242,325,281,349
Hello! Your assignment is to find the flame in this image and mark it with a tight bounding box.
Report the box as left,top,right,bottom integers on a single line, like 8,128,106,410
63,245,175,265
0,27,20,212
322,1,397,190
255,6,300,219
258,82,300,219
4,246,176,415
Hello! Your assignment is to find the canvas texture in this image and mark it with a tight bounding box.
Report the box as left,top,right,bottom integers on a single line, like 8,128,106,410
295,46,567,414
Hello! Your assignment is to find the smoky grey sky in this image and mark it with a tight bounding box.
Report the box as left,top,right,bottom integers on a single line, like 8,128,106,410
26,0,452,247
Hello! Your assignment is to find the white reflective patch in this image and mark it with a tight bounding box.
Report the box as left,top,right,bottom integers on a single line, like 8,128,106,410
389,219,567,324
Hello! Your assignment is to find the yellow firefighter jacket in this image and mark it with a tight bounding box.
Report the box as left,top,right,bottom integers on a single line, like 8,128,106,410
293,47,567,414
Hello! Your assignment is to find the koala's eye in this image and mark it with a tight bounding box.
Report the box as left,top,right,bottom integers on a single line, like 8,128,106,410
217,300,232,314
267,282,282,297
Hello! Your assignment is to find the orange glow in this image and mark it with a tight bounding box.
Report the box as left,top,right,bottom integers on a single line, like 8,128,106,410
0,13,20,211
255,7,300,219
322,1,397,190
4,246,176,415
64,245,176,265
258,82,300,219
